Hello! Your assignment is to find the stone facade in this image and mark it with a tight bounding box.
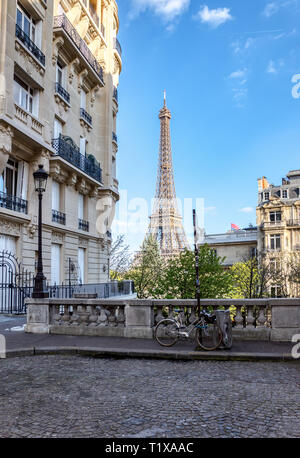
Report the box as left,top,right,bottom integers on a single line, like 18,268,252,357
257,170,300,297
0,0,121,285
198,228,257,268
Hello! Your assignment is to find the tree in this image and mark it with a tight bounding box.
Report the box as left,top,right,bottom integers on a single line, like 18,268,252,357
159,246,233,299
109,235,132,280
125,235,164,298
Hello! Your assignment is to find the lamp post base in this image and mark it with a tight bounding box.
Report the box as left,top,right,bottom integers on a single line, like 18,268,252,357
32,275,49,299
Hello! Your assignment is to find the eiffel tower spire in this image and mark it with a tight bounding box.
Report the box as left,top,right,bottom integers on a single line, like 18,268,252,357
147,95,189,257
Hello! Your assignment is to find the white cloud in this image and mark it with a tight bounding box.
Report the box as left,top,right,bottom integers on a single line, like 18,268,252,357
129,0,190,22
240,207,254,213
262,0,298,18
267,59,285,74
262,2,279,17
229,68,247,79
195,5,233,28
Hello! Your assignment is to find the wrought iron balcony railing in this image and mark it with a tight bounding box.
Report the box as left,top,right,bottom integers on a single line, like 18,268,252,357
53,15,104,85
15,24,45,66
52,135,102,184
52,209,66,225
113,38,122,57
112,132,118,143
78,218,89,232
0,192,28,214
113,87,118,102
55,82,70,104
80,108,92,126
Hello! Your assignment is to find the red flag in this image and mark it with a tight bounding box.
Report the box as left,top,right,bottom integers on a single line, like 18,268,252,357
231,223,240,231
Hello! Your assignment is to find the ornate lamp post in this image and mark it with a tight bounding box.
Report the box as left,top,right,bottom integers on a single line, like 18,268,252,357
32,164,49,298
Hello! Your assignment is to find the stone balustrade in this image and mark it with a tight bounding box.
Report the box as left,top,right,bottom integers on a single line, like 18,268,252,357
25,297,300,342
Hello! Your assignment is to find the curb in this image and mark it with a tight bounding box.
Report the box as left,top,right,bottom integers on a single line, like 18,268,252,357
1,346,295,362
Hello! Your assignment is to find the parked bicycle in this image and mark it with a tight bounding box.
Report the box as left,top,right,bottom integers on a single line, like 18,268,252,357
154,308,223,351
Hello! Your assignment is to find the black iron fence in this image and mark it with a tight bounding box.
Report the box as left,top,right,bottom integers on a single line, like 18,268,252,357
55,82,70,104
0,250,134,314
80,107,92,126
15,24,45,66
52,135,102,184
53,14,104,85
0,192,28,214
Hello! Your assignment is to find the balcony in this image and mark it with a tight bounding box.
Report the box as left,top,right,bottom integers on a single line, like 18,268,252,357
52,209,66,225
0,192,28,214
55,82,70,105
287,219,300,227
53,14,104,86
15,24,45,66
263,221,285,229
78,219,89,232
80,108,92,127
52,136,102,184
113,38,122,58
112,132,118,144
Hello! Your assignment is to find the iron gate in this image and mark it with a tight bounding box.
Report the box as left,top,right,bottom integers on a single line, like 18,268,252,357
0,251,33,314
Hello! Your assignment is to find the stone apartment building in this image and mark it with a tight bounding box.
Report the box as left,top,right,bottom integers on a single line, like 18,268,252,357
198,228,258,268
257,170,300,297
0,0,121,286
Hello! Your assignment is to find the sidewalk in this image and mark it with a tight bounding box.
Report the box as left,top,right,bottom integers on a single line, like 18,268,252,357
0,315,296,362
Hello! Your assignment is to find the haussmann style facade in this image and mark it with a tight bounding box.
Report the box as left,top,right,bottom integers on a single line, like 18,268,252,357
0,0,122,290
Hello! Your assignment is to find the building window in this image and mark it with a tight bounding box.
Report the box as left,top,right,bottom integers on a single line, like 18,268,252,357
270,258,281,275
269,211,281,223
80,137,86,156
51,243,61,285
250,247,257,258
0,158,18,196
17,3,36,43
270,285,282,298
78,247,86,284
53,118,63,139
282,189,288,199
270,234,281,251
56,61,65,86
264,192,270,201
80,89,87,110
78,193,84,220
52,180,60,212
13,75,38,116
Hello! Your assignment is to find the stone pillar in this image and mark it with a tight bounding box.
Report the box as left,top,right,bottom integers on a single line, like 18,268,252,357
0,122,12,176
24,298,50,334
270,299,300,341
215,310,233,349
124,300,153,339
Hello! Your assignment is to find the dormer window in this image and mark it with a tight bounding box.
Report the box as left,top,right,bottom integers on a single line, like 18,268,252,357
264,192,270,201
282,189,288,199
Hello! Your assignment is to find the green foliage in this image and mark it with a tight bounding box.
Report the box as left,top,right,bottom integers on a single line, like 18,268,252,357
124,235,164,298
159,247,233,299
228,257,265,298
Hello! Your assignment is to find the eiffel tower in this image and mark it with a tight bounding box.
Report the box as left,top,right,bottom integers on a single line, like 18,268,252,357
147,93,189,257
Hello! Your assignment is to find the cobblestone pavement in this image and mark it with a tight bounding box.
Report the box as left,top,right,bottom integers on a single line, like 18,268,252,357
0,356,299,438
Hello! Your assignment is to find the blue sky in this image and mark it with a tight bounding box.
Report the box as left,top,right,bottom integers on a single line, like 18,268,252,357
112,0,300,252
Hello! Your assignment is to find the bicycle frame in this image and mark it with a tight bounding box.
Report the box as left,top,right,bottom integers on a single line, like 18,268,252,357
174,310,207,337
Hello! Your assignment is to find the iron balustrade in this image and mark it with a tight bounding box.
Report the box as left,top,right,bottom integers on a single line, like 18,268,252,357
15,24,45,66
78,218,89,232
114,38,122,57
55,82,70,104
80,107,92,126
112,132,118,143
52,136,102,183
53,14,104,85
113,87,118,102
0,192,28,214
52,209,66,225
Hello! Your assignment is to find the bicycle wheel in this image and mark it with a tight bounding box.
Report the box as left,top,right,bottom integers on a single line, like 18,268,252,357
154,319,179,347
196,322,223,351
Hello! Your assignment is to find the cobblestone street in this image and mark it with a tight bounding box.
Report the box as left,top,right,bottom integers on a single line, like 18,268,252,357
0,356,299,438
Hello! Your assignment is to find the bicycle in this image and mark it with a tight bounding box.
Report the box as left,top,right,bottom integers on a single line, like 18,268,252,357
154,308,223,351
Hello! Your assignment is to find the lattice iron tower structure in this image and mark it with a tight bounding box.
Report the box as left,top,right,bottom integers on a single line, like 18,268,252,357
146,95,189,257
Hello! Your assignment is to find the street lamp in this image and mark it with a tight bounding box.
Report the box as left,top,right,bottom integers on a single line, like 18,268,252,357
32,164,49,298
